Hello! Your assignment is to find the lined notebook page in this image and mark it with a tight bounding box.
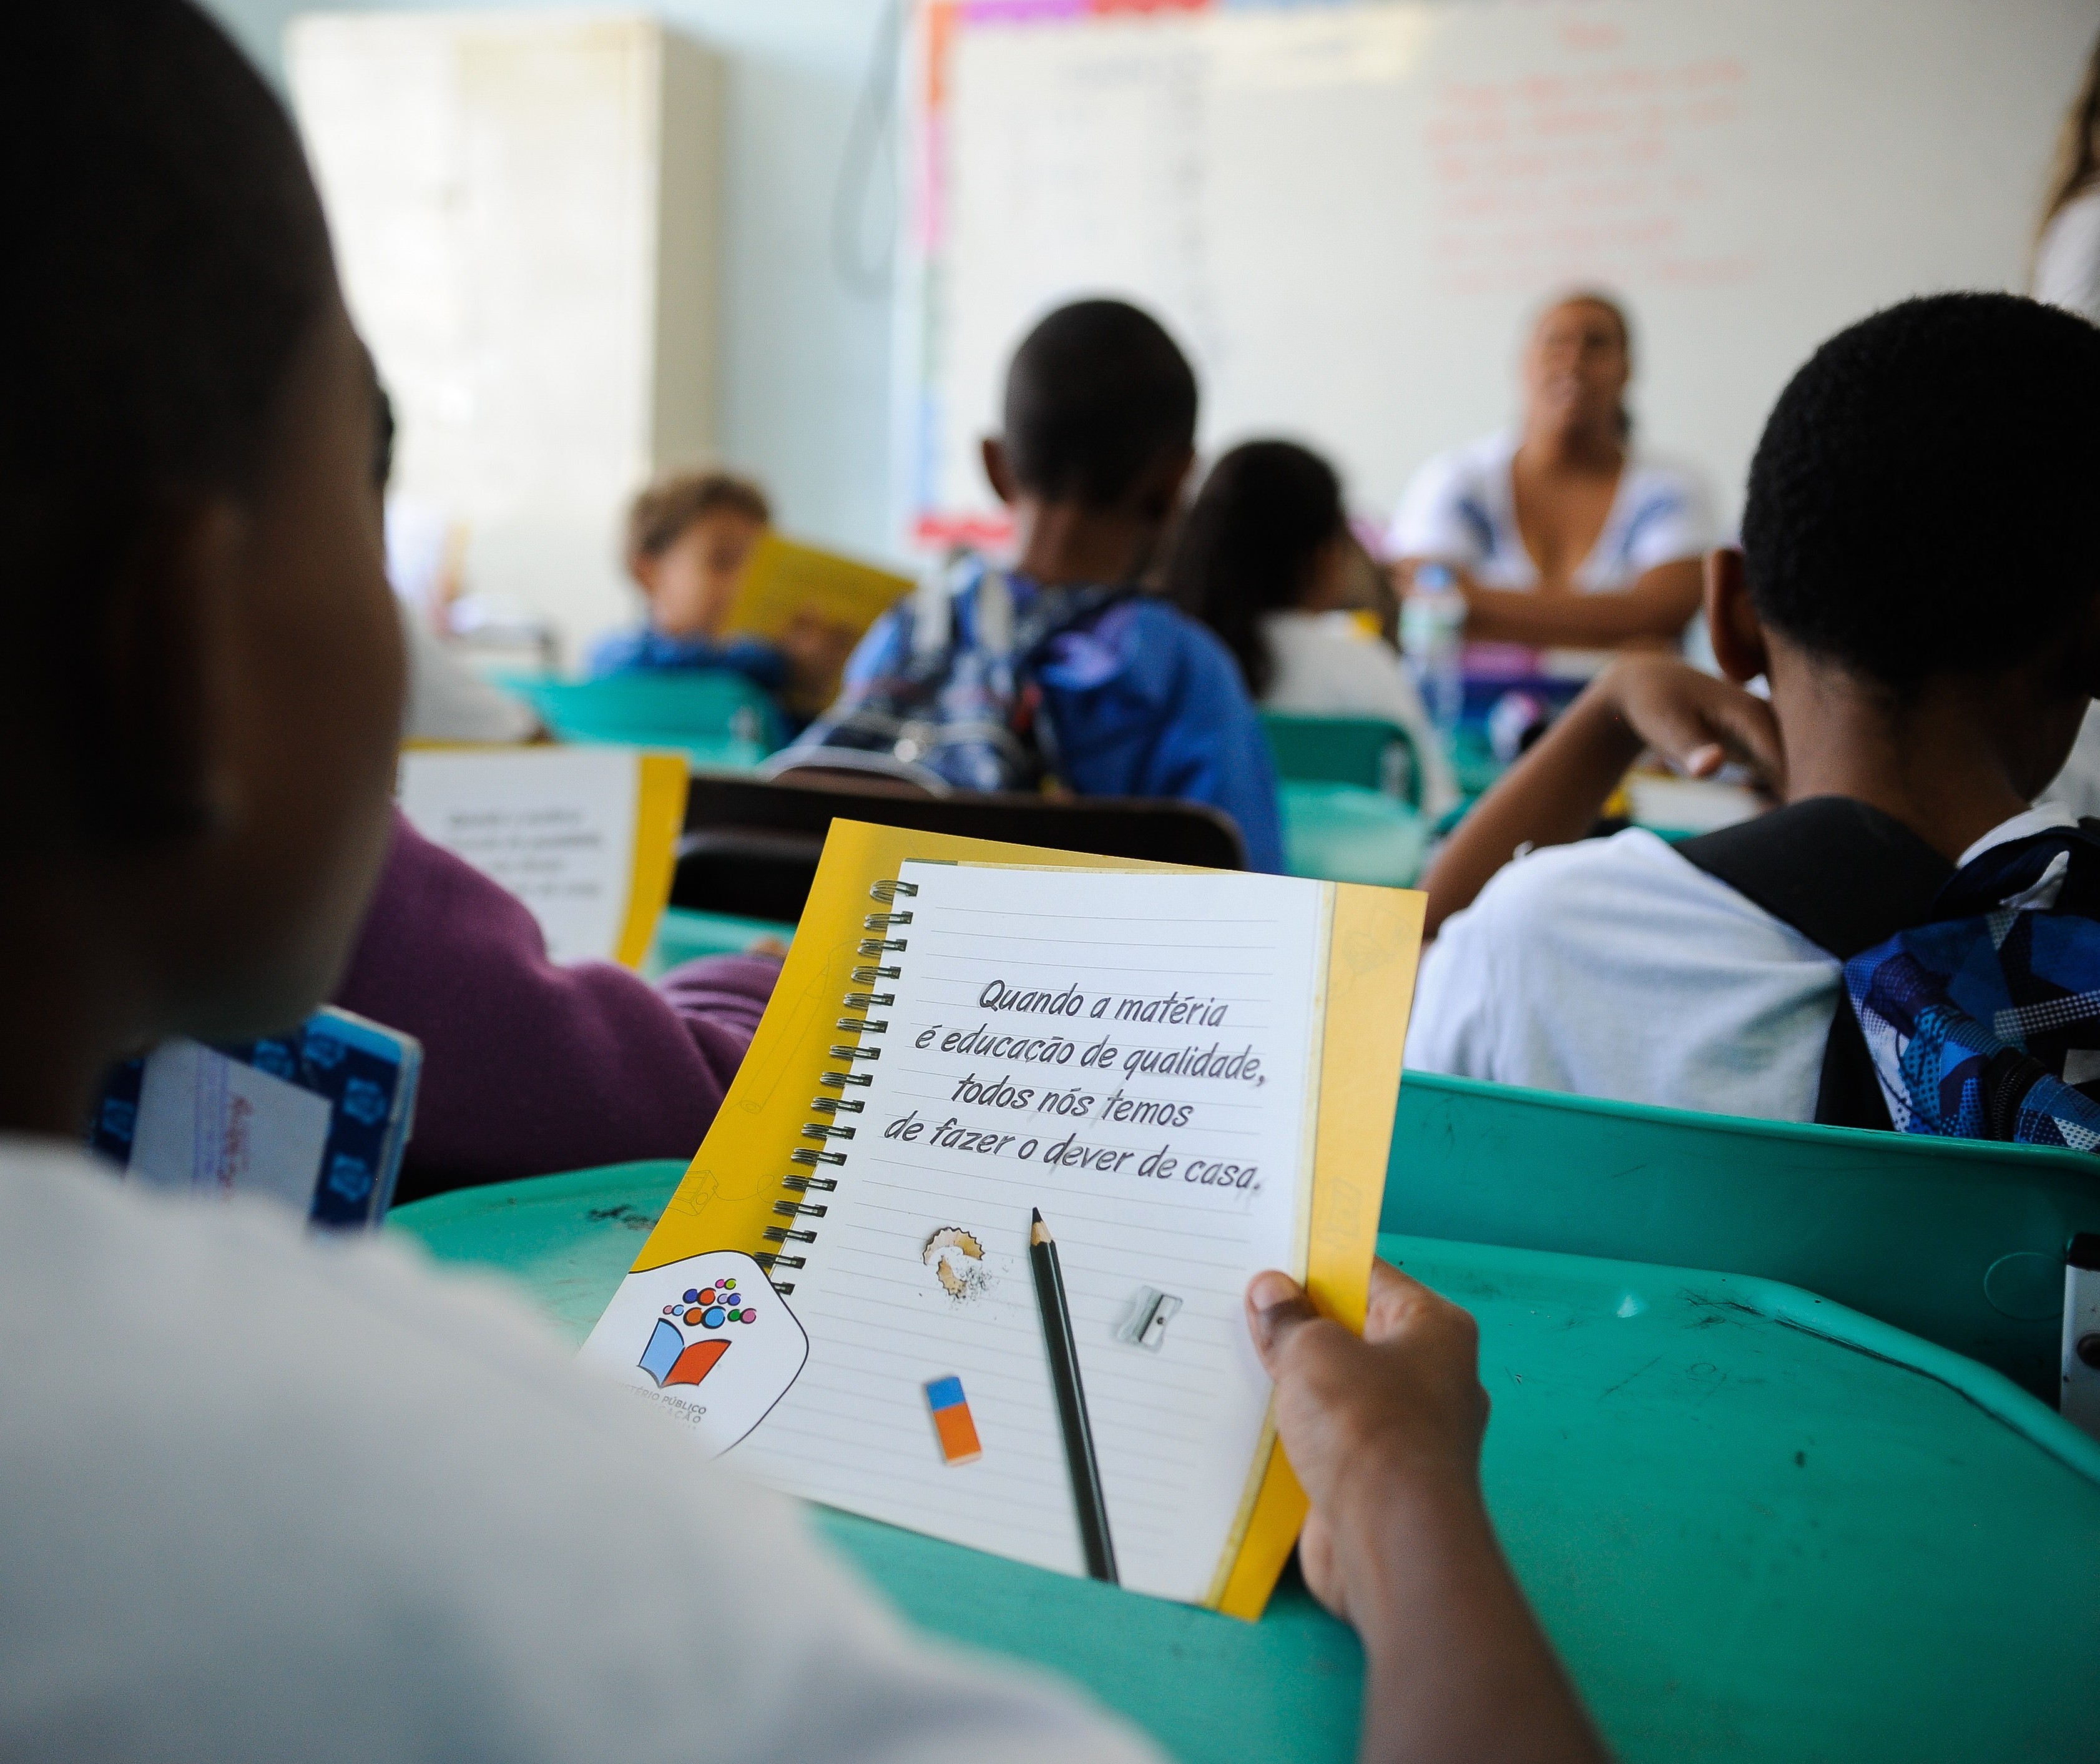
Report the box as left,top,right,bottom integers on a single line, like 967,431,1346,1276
736,861,1330,1602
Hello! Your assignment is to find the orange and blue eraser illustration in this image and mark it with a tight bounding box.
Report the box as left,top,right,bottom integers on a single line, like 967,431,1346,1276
925,1374,983,1465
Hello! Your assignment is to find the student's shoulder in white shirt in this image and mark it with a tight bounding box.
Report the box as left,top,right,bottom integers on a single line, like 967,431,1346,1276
2035,186,2100,325
1257,613,1460,817
0,1140,1155,1764
1405,803,2079,1122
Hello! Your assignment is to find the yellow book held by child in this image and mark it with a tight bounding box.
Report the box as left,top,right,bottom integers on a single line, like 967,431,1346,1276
581,820,1422,1617
724,533,911,714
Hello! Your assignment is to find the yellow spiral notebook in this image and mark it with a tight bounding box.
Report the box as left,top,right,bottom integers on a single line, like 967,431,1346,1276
581,819,1422,1618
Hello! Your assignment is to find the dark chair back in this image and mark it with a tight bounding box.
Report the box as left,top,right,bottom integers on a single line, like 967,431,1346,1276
674,772,1247,920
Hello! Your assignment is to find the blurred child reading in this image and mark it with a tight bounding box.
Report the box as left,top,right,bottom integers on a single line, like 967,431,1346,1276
589,471,850,725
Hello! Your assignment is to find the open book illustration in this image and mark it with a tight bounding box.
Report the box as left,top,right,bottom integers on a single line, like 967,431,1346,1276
581,820,1421,1617
396,746,687,967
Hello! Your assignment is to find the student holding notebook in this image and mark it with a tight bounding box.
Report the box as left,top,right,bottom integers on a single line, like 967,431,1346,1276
0,7,1606,1760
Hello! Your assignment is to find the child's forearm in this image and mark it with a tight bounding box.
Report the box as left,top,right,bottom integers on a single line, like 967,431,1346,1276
1347,1469,1609,1764
1421,683,1644,935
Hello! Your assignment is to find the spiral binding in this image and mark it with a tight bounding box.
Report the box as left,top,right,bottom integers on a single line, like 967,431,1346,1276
756,876,919,1293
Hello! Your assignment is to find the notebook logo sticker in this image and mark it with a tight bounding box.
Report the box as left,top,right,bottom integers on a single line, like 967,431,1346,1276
579,1249,809,1457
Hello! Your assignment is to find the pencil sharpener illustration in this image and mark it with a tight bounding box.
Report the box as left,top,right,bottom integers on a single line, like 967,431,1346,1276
1117,1287,1184,1352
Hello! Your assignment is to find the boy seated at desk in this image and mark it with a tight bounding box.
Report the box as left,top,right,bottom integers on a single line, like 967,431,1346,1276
0,9,1606,1760
589,469,847,714
789,300,1286,873
1407,293,2100,1131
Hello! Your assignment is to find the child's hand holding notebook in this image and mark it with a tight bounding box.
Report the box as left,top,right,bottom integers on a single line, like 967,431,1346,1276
581,821,1422,1617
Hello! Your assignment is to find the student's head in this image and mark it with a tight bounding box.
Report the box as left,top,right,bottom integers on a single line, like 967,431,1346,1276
625,471,770,641
983,300,1199,555
0,2,403,1109
1521,292,1632,443
1720,292,2100,796
1165,441,1350,698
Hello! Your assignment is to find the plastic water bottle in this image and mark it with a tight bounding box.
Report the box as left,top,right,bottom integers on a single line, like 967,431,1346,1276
1402,563,1468,736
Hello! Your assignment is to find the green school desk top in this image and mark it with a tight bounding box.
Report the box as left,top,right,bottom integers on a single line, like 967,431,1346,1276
392,1161,2100,1763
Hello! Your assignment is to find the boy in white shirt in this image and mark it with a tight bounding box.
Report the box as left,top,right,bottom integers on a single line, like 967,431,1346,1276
0,7,1603,1762
1408,293,2100,1125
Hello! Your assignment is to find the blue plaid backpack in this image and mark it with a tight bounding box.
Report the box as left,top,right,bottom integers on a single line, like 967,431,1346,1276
782,554,1132,793
1681,798,2100,1148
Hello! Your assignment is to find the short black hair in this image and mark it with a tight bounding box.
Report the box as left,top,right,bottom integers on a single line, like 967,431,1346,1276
1742,293,2100,686
1165,440,1346,698
1,1,336,741
1003,300,1199,506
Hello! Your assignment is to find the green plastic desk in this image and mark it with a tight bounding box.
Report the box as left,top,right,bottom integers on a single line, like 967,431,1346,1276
1390,1072,2100,1401
391,1163,2100,1764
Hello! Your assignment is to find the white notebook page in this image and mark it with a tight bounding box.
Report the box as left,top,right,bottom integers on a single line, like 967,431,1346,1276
736,860,1331,1602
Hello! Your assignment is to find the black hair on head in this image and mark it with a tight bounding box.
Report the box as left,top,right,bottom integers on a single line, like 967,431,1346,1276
1003,299,1198,506
1741,293,2100,687
1165,440,1346,698
0,0,336,711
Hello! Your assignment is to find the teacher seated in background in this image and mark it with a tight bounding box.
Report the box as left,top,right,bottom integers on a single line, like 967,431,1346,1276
1387,290,1715,654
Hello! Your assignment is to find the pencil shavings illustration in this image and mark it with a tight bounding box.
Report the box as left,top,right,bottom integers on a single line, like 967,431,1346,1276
923,1226,989,1300
577,1249,809,1458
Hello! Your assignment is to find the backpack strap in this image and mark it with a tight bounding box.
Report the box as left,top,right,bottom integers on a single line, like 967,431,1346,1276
1676,797,1955,1131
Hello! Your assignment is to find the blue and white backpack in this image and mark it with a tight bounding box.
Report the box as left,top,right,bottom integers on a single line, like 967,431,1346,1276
1682,798,2100,1148
780,553,1132,794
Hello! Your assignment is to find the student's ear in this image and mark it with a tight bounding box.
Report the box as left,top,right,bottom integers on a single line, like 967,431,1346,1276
1705,547,1769,685
97,494,248,844
981,437,1018,507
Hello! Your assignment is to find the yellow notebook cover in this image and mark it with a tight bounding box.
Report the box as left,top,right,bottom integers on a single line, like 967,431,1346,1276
725,533,912,714
586,820,1420,1617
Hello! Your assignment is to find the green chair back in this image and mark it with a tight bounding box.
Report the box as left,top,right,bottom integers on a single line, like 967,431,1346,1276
645,905,796,974
1278,781,1428,887
500,671,784,768
1386,1071,2100,1400
1260,711,1422,807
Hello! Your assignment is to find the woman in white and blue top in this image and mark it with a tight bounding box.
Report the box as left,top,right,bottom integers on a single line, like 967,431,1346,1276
1387,293,1715,656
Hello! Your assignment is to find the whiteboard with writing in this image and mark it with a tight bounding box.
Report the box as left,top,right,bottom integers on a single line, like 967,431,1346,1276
907,0,2095,536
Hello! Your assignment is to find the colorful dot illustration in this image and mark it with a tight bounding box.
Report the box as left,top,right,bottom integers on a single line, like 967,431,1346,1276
660,1276,757,1329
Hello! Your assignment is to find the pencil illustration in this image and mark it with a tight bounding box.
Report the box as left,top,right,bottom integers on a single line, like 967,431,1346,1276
1028,1206,1118,1584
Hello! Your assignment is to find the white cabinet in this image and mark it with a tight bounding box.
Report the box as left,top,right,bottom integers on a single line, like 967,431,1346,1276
290,12,720,665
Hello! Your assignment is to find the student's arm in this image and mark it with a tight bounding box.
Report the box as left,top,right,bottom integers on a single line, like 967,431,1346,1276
1448,557,1704,649
333,812,779,1195
1423,656,1782,937
1250,1261,1609,1764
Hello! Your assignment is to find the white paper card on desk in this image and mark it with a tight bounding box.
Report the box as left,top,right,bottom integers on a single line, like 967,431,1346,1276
130,1040,333,1213
728,860,1328,1604
397,747,640,963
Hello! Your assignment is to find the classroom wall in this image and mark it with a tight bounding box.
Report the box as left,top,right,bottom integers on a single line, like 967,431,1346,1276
205,0,901,578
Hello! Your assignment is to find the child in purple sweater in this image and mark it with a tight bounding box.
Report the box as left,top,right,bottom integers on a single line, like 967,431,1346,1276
333,812,779,1205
